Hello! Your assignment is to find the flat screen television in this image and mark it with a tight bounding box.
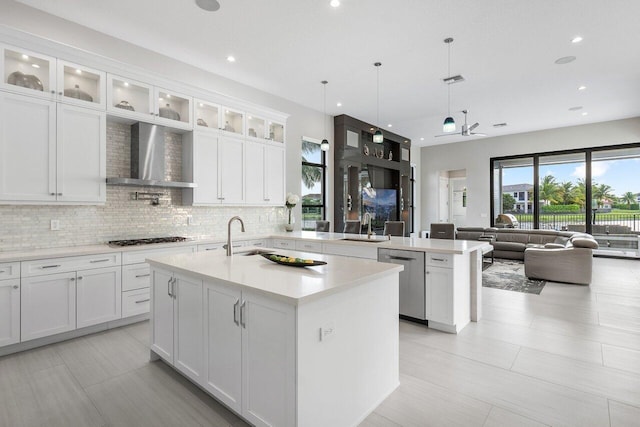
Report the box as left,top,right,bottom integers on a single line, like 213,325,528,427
362,188,397,225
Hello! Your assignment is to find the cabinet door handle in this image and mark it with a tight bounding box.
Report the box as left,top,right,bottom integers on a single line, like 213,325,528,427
240,300,247,328
57,193,63,196
172,277,177,299
135,273,151,278
50,193,56,196
13,285,19,289
233,298,240,325
89,258,110,263
41,264,61,269
77,276,83,280
0,270,5,273
50,90,55,94
58,91,63,96
167,277,173,297
70,277,76,282
135,298,150,304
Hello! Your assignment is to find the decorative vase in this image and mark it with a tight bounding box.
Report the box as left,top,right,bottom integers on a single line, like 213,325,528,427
285,209,294,231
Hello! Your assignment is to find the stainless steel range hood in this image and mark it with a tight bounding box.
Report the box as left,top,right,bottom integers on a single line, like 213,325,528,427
107,123,196,188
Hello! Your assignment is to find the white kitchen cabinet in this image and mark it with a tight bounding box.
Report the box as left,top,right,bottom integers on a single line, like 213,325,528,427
21,271,76,341
425,266,454,324
0,92,106,204
0,279,20,347
183,132,244,205
246,115,266,141
202,279,295,427
194,99,220,131
56,60,106,110
76,266,122,328
122,288,150,318
265,144,285,205
151,269,203,383
106,74,192,129
243,141,284,206
220,106,245,137
1,44,56,100
267,120,285,143
56,103,106,203
0,92,56,202
218,136,245,204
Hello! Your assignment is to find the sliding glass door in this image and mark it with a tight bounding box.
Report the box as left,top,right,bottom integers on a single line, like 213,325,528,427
491,143,640,258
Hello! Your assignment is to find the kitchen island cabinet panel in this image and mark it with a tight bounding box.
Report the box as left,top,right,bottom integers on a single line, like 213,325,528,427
150,268,174,362
173,273,203,383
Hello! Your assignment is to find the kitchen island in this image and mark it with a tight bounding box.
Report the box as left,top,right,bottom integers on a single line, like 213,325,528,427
147,248,403,427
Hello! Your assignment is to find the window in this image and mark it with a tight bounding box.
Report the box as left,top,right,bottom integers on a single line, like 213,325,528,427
301,138,326,230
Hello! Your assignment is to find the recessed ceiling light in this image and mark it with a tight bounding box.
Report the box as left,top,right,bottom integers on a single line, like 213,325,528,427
571,36,583,44
21,54,29,60
75,69,82,74
248,116,252,120
578,85,587,91
336,102,342,107
555,56,576,65
330,0,340,7
31,63,40,69
387,124,392,128
159,98,163,101
199,103,204,107
582,112,588,116
226,55,236,62
420,137,424,141
568,106,583,111
124,82,129,87
195,0,220,12
166,94,171,98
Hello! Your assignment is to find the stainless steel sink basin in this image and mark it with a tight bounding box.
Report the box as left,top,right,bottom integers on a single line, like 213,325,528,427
340,238,387,243
240,249,274,256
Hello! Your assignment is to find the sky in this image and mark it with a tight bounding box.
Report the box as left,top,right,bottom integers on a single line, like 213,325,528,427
503,159,640,196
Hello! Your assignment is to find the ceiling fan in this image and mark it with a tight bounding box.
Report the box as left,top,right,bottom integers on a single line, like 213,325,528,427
435,110,487,138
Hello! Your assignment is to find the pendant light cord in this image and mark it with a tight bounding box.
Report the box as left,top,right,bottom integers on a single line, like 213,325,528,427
376,64,380,126
447,40,451,116
323,81,327,138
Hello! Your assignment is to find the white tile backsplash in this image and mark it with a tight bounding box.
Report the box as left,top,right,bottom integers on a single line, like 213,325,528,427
0,122,285,251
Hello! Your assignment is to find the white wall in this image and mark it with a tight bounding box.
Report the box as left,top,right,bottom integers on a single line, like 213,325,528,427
0,1,333,237
419,117,640,230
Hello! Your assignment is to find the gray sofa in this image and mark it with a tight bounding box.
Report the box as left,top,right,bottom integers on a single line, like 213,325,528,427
456,227,599,285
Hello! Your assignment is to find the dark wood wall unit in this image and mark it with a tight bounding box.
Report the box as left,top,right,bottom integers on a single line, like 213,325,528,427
333,114,412,235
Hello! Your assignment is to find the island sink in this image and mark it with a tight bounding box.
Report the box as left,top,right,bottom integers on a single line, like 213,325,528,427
239,249,274,256
341,237,387,243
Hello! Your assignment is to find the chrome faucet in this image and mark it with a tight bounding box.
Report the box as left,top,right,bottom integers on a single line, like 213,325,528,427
363,212,374,239
226,216,245,256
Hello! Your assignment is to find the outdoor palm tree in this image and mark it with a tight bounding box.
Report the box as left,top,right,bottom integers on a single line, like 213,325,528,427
620,191,636,209
301,140,322,189
574,179,587,209
592,183,616,208
539,174,561,205
559,181,576,205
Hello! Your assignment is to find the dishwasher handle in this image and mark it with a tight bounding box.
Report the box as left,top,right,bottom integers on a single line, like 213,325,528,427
388,255,417,261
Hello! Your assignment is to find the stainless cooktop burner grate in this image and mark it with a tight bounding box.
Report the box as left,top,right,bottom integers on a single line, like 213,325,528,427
108,236,189,247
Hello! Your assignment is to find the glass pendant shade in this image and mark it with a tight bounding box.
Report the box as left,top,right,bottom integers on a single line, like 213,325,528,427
373,129,384,143
320,138,330,151
443,116,456,133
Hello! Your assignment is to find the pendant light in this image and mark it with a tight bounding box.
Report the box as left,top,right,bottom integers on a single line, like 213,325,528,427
443,38,456,133
373,62,384,143
320,80,330,152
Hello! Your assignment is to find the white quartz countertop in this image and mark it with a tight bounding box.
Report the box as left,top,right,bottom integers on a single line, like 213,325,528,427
0,231,489,263
147,248,403,305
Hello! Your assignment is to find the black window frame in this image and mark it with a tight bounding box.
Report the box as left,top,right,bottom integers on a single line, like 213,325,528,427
301,140,327,230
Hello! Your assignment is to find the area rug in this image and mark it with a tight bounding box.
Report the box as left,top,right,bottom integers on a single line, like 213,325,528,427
482,259,546,294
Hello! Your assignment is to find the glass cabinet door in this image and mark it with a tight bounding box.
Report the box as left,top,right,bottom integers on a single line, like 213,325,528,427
194,99,219,131
2,45,56,99
57,60,105,109
221,107,244,136
107,74,153,118
268,121,285,143
155,88,192,127
247,115,266,140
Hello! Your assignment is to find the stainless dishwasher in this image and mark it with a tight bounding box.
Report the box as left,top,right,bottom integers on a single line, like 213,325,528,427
378,248,426,322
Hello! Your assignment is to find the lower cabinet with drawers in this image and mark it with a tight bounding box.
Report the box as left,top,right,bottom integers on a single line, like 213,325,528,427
20,252,122,341
0,262,20,347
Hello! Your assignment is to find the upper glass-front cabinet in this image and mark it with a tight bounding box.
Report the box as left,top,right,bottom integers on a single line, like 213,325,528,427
1,45,56,99
221,107,244,136
268,120,285,143
155,88,192,128
194,99,220,130
57,60,105,109
107,74,153,118
247,115,266,140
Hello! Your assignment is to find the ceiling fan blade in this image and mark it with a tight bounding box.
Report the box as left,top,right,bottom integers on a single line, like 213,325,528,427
469,122,480,132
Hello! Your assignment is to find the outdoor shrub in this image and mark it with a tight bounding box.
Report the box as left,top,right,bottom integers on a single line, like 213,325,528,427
541,204,580,213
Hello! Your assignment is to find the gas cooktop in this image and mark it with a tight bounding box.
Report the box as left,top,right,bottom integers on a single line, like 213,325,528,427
108,236,189,247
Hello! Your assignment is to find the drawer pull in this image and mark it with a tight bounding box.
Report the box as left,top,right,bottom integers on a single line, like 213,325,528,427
135,298,150,304
205,248,218,251
41,264,61,269
135,273,151,278
89,258,111,263
389,256,416,261
0,270,5,273
431,257,446,262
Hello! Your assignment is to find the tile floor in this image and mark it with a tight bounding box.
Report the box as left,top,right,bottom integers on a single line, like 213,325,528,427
1,256,639,427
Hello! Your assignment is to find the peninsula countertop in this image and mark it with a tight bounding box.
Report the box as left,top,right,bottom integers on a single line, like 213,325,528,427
146,248,403,305
0,230,489,263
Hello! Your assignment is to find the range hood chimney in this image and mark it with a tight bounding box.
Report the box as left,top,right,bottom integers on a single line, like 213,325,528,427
107,123,196,188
